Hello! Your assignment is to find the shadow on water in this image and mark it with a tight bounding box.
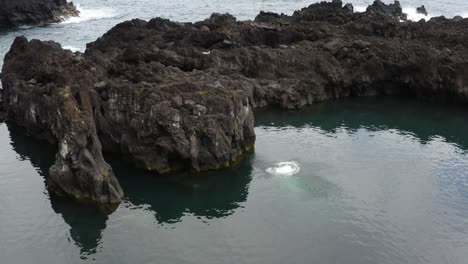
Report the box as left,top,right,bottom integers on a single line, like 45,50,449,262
51,197,109,258
7,124,109,257
6,122,254,256
107,154,254,224
255,96,468,149
7,124,56,178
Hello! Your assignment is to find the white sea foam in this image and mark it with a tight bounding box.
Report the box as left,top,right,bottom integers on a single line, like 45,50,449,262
403,7,432,22
354,5,431,21
266,161,301,176
354,5,367,13
62,46,84,52
62,4,118,24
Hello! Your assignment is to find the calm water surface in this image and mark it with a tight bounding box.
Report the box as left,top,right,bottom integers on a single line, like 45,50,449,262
0,97,467,264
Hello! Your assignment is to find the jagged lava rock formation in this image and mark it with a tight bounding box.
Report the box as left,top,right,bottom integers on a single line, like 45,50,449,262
1,0,468,205
0,0,78,29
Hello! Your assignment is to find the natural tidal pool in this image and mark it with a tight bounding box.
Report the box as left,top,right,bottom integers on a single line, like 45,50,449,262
0,97,467,264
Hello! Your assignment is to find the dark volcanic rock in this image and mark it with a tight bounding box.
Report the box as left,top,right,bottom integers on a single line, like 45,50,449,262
0,0,78,30
291,0,355,24
2,0,468,205
417,5,428,16
365,0,407,21
1,37,123,205
1,32,256,205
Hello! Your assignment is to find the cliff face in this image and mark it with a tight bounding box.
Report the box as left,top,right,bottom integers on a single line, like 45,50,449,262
0,0,78,29
1,0,468,205
0,35,256,206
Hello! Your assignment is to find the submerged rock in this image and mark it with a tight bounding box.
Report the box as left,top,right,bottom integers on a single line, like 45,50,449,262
0,0,79,30
1,0,468,205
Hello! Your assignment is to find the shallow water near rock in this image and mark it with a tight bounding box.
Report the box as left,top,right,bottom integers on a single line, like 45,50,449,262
0,97,467,263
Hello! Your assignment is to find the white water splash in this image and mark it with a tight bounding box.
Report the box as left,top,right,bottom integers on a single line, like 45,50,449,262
355,5,431,21
62,46,84,52
354,5,367,13
403,7,432,21
266,161,301,176
62,4,118,24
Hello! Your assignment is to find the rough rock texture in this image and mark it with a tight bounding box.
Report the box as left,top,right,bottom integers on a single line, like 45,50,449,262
1,35,256,205
2,0,468,204
0,0,78,29
1,38,123,204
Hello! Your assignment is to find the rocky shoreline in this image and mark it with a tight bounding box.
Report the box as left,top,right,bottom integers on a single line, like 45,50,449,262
1,0,467,206
0,0,79,30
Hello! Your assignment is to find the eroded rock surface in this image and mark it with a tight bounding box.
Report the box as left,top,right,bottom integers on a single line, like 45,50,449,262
0,0,78,29
1,0,468,205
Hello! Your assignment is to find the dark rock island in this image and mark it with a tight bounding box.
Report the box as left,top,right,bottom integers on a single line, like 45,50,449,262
1,0,467,205
0,0,78,30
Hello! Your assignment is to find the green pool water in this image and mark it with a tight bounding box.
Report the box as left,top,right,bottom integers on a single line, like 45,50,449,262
0,97,467,264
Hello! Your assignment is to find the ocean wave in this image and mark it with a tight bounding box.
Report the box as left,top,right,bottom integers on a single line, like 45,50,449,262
62,4,118,24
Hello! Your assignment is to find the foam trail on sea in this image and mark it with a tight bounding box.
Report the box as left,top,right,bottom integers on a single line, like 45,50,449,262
62,4,118,24
266,161,301,176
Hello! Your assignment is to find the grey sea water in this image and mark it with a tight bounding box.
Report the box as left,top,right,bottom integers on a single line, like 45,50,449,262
1,1,468,264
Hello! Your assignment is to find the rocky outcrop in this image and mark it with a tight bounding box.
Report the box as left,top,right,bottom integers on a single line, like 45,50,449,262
1,38,123,204
0,0,78,30
1,35,255,205
365,0,407,21
416,5,428,16
1,0,468,205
